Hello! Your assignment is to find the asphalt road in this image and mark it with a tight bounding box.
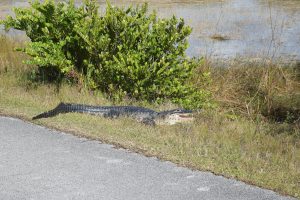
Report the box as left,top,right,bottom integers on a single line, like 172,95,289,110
0,116,296,200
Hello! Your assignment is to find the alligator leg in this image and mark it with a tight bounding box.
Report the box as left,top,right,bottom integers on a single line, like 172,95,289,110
103,110,121,119
140,118,156,126
102,110,156,126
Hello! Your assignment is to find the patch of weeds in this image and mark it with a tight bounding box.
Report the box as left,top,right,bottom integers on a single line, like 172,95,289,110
210,34,230,41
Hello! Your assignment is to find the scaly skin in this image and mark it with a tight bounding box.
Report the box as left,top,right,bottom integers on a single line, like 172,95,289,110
32,103,194,125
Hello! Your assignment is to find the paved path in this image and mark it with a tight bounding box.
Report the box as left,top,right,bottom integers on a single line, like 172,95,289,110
0,117,296,200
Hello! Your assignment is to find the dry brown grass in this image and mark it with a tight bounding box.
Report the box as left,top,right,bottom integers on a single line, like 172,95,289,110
0,35,28,73
197,59,300,124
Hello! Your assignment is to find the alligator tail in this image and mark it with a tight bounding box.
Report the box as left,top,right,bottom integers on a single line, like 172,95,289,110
32,102,67,120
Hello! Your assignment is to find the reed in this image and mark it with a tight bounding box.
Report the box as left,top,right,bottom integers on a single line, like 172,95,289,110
204,60,300,124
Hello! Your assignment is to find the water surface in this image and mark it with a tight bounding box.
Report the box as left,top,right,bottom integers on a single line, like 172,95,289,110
1,0,300,61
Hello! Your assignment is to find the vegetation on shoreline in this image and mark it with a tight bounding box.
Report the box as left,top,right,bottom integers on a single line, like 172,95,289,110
1,34,299,198
1,0,212,109
208,60,300,125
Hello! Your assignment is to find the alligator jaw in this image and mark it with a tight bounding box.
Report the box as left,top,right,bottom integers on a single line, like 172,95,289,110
179,113,194,118
155,113,194,125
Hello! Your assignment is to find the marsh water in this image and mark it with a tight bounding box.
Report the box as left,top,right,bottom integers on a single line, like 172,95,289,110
1,0,300,61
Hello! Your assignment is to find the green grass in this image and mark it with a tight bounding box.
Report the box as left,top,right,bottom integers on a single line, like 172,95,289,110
0,35,299,198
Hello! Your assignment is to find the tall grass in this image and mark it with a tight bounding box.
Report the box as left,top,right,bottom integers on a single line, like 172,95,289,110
0,34,299,198
0,35,28,73
200,60,300,125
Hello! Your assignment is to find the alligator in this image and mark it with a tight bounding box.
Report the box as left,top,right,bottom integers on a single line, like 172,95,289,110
32,102,194,125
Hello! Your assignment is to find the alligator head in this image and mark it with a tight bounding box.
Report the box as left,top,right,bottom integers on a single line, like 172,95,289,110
155,109,194,125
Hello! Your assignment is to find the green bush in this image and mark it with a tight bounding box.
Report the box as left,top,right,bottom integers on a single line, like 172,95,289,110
1,0,212,109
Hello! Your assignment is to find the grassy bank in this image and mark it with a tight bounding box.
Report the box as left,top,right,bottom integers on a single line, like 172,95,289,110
208,60,300,124
0,35,299,198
